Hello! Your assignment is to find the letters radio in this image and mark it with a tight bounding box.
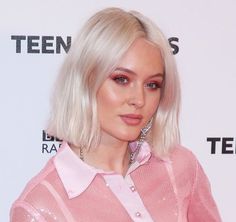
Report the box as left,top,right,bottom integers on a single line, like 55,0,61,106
42,130,62,154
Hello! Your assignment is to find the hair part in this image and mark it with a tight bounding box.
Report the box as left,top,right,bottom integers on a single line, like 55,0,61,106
47,7,181,156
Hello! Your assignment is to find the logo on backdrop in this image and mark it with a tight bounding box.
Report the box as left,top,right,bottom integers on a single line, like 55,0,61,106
42,130,62,154
11,35,71,54
168,37,179,55
11,35,179,55
207,137,236,154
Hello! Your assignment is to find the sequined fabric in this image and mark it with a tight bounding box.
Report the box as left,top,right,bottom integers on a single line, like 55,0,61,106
10,142,221,221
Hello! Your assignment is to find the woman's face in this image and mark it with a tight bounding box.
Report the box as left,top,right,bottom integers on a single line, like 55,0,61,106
97,38,164,143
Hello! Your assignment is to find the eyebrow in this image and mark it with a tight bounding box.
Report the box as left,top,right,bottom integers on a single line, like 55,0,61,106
114,67,164,79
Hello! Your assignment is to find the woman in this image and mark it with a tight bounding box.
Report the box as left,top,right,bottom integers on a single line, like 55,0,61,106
10,7,221,221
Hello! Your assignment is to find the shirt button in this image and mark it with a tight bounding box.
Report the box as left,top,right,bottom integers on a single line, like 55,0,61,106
130,185,136,192
135,212,142,217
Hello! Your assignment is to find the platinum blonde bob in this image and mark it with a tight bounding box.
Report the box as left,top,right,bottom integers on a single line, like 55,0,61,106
47,7,181,156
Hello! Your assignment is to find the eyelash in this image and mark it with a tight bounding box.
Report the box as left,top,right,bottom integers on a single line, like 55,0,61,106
112,75,129,84
145,82,162,90
111,74,162,90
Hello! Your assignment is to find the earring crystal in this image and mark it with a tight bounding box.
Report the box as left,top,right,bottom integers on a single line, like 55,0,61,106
129,118,153,164
141,118,153,137
79,146,85,161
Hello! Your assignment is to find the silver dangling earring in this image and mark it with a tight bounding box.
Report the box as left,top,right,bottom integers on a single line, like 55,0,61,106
140,118,153,138
130,118,153,164
79,145,86,161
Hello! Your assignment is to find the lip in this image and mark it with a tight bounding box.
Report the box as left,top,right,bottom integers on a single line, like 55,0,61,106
119,114,143,126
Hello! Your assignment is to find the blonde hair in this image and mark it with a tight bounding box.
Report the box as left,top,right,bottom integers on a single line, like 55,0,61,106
47,7,181,156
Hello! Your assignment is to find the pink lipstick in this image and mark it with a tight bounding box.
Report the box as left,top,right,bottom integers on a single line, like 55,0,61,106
120,114,143,126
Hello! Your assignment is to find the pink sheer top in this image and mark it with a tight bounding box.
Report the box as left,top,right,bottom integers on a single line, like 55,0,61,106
10,142,221,221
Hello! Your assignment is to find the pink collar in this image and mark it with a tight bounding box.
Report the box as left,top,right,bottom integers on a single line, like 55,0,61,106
54,141,152,199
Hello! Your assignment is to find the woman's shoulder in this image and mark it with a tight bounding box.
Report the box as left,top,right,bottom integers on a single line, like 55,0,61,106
160,145,200,177
169,145,198,163
10,158,68,221
13,158,62,204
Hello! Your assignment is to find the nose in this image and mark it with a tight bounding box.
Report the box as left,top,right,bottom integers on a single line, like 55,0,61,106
127,85,145,108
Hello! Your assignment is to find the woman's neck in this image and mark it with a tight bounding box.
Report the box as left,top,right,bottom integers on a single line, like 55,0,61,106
71,136,131,176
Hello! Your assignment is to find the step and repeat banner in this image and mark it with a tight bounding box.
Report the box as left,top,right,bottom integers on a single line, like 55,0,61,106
1,0,235,221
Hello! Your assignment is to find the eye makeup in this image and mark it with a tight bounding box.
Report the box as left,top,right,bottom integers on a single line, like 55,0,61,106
110,74,130,85
145,81,163,90
109,68,164,90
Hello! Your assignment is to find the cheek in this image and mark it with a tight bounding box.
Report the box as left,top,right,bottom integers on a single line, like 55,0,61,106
145,94,161,118
98,90,116,108
97,83,121,137
97,83,125,114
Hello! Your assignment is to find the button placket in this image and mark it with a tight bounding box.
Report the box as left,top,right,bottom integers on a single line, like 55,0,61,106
104,174,154,221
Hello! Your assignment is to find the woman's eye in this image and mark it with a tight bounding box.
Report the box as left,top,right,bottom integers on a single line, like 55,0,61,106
112,76,129,84
145,82,161,89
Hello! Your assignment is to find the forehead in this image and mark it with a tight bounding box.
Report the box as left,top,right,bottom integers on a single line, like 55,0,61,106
116,38,164,76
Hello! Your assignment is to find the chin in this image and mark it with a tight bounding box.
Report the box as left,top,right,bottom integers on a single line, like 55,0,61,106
116,130,140,142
